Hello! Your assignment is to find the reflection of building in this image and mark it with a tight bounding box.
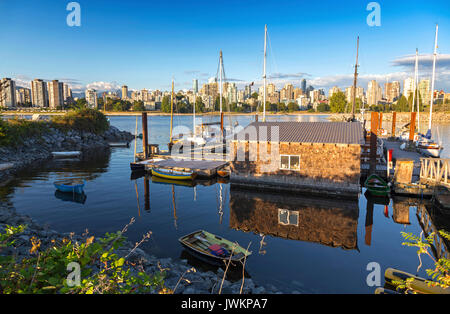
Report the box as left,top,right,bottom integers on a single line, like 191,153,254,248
231,121,363,197
229,189,359,250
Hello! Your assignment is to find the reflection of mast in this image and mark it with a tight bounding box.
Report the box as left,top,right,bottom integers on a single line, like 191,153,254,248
172,185,178,229
134,179,141,218
144,175,150,212
218,183,224,224
259,234,267,255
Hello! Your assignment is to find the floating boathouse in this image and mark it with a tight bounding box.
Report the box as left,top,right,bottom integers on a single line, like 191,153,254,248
230,121,364,198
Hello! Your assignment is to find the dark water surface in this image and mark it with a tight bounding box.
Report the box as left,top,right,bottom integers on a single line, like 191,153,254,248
2,114,449,293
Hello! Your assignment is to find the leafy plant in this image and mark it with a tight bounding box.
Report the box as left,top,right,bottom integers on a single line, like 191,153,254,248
0,223,166,294
395,230,450,293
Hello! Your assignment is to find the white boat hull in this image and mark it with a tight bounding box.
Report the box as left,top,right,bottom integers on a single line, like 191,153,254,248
418,147,442,158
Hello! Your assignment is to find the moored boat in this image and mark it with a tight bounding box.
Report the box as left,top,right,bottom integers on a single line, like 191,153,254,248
179,230,251,265
151,175,196,187
54,180,85,194
385,267,450,294
52,151,81,159
364,174,390,197
151,167,196,180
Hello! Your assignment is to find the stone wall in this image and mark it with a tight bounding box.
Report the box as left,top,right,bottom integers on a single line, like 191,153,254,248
230,141,361,197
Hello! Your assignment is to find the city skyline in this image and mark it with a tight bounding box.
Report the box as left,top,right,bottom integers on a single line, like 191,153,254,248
1,0,450,93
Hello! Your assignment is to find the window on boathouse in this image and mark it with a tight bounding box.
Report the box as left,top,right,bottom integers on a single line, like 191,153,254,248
280,155,300,171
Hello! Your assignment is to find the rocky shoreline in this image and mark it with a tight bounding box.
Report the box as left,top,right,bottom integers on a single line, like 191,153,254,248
0,125,134,182
0,126,282,294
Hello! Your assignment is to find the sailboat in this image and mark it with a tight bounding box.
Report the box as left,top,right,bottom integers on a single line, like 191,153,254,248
416,25,443,158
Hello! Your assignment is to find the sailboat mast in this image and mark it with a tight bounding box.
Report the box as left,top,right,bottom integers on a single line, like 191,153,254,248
351,36,359,120
413,49,419,129
428,24,438,131
219,50,223,115
263,24,267,122
170,79,174,144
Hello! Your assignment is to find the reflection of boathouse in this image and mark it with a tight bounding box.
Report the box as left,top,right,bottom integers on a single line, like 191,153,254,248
230,122,363,198
229,188,359,250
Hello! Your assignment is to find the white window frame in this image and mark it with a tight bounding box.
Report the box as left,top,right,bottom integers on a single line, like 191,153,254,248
279,154,300,171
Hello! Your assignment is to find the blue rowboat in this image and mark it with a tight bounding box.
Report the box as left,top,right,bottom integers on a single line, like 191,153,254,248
54,180,85,194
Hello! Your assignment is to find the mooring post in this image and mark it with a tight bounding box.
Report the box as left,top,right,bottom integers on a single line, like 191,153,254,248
409,112,416,142
379,112,383,135
392,112,396,137
255,114,258,122
142,112,148,159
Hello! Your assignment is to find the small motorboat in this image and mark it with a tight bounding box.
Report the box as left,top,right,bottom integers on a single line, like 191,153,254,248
151,167,196,180
416,139,443,158
179,230,251,265
54,180,85,194
364,174,390,197
130,158,164,171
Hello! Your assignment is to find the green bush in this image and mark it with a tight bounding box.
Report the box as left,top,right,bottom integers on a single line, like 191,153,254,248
0,224,167,294
51,109,109,135
0,117,49,147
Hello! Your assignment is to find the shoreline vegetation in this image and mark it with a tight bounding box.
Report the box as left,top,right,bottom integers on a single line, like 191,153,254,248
0,109,280,294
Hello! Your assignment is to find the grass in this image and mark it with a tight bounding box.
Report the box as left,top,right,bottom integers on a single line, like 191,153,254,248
0,109,110,147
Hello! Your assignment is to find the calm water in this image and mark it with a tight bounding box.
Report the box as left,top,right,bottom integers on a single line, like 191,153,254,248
1,114,449,293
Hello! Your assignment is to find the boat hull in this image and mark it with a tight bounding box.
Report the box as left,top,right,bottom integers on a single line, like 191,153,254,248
418,147,442,158
151,168,195,180
179,230,251,266
54,183,84,194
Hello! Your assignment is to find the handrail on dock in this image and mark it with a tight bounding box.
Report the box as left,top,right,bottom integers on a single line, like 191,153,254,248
420,158,450,188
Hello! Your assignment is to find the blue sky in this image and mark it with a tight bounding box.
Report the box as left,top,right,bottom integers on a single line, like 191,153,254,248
1,0,449,93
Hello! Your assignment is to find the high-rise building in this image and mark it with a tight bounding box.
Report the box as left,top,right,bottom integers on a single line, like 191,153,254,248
121,85,128,100
301,79,307,93
0,78,17,108
345,86,365,104
279,84,294,102
328,86,341,98
31,79,48,107
244,85,252,99
193,79,199,94
85,89,98,109
418,79,430,105
367,80,382,106
384,81,400,103
47,80,64,109
403,77,415,99
16,87,32,106
226,83,238,104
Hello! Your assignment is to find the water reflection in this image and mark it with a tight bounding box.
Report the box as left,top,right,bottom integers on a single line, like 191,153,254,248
229,188,359,250
54,190,87,204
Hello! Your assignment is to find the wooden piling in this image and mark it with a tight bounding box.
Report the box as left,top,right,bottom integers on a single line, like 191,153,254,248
370,112,379,172
379,112,383,135
392,112,396,137
142,112,148,159
409,112,416,142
